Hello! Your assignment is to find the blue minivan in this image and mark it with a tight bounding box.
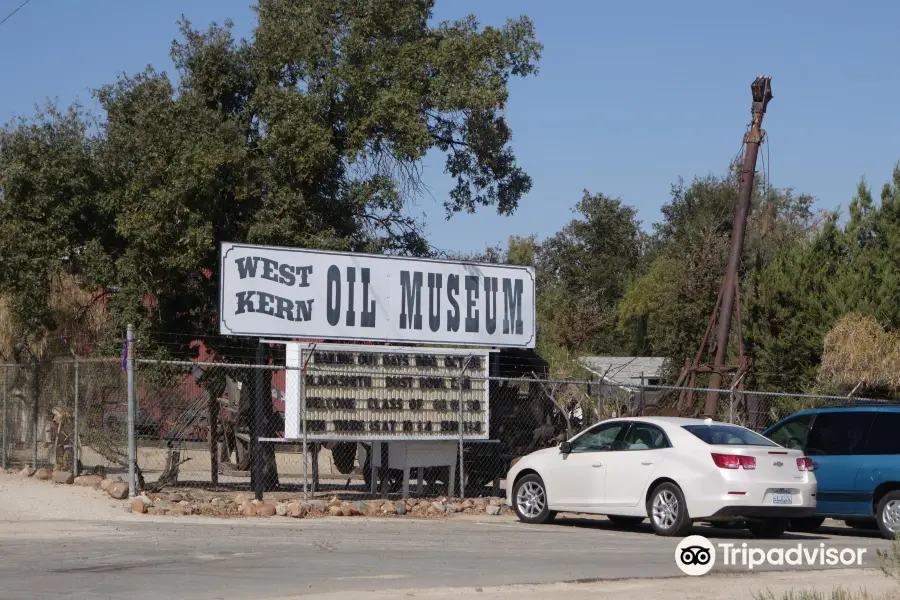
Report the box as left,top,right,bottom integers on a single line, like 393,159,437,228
762,405,900,539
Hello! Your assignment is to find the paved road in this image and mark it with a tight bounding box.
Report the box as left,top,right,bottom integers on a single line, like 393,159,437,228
0,515,892,600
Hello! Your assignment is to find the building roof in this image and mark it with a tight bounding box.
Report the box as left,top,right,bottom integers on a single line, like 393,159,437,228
578,356,668,388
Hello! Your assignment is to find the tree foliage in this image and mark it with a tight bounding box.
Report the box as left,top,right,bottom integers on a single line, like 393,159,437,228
0,0,542,361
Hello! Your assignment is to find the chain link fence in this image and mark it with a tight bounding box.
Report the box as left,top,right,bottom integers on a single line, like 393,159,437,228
3,349,897,504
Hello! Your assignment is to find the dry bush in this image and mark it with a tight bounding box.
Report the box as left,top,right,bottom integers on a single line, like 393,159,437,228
819,314,900,392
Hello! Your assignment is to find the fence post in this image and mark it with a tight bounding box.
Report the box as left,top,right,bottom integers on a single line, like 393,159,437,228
73,360,80,478
729,388,735,423
31,355,38,470
253,341,265,502
2,364,7,470
457,354,473,500
126,324,137,498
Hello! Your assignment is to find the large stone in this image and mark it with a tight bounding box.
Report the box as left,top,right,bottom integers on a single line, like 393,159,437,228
20,466,35,477
381,502,396,515
307,499,327,512
74,474,103,487
241,502,256,517
34,468,52,480
327,497,342,508
108,482,129,500
169,493,183,503
327,506,343,516
287,502,306,518
131,499,148,514
461,500,474,509
99,478,115,491
341,505,358,517
52,470,74,485
486,505,501,516
256,504,277,517
431,501,446,513
446,503,462,514
234,493,252,506
275,503,288,517
488,498,504,507
395,502,407,515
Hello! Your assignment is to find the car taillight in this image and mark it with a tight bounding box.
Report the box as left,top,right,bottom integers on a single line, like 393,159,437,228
797,457,816,471
711,453,756,470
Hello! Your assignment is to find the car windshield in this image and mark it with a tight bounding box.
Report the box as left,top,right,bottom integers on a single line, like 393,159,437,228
682,424,778,447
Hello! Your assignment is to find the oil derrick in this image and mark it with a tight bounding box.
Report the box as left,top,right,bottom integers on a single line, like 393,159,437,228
673,76,773,418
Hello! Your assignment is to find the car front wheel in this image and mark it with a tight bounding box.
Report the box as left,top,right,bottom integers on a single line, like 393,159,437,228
647,482,692,537
876,491,900,540
512,474,555,525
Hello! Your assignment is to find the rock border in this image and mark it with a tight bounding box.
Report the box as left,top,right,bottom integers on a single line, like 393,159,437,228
0,467,510,520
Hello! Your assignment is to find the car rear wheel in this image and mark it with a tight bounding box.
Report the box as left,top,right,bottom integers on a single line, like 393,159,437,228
607,515,644,529
788,517,825,532
876,491,900,540
512,474,554,525
747,518,789,538
647,482,692,537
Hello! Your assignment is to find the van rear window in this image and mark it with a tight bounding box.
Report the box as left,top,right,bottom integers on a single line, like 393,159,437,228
682,424,778,447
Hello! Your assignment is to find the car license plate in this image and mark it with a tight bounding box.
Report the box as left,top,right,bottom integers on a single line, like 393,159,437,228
773,492,792,505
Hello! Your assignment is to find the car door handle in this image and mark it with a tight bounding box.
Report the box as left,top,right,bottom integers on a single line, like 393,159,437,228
592,463,603,468
641,461,653,466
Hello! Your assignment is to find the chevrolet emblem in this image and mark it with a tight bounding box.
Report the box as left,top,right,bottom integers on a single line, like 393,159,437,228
773,461,784,467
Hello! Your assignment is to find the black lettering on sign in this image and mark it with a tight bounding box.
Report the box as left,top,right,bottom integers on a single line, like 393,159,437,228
402,421,414,432
441,421,459,432
326,265,341,326
463,422,483,433
382,354,410,367
296,265,313,287
308,420,327,432
399,271,423,330
418,377,445,389
333,420,365,432
345,267,356,326
450,377,472,390
235,257,260,279
427,273,442,332
484,277,498,334
502,278,524,335
278,263,296,287
415,354,438,368
449,400,460,412
465,275,479,333
360,268,376,328
446,274,460,332
366,398,403,410
408,399,424,410
466,400,481,411
356,353,377,365
314,351,354,365
305,374,373,388
234,257,314,287
433,400,447,411
306,397,356,410
234,291,314,322
385,376,414,389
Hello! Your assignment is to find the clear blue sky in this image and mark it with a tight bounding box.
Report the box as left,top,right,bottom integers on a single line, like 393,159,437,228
2,0,899,255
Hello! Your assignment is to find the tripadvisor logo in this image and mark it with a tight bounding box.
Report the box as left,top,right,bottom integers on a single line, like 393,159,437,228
674,535,868,576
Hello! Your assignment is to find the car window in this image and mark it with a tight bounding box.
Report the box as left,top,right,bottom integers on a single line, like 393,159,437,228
863,412,900,455
682,424,778,446
765,414,814,450
806,411,874,456
569,422,628,452
623,423,670,450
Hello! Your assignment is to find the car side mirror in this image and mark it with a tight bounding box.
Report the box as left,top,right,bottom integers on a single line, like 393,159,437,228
559,441,572,454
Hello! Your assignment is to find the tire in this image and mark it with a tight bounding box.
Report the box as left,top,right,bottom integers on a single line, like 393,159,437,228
844,519,878,530
608,515,644,529
876,491,900,540
747,518,789,538
788,517,825,532
512,473,553,525
647,482,692,537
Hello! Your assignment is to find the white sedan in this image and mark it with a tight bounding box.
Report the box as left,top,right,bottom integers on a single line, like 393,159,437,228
505,416,817,537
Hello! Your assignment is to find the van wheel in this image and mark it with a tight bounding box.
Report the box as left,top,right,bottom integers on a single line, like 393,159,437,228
647,482,692,537
512,474,553,525
789,517,825,532
876,491,900,540
748,518,789,538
